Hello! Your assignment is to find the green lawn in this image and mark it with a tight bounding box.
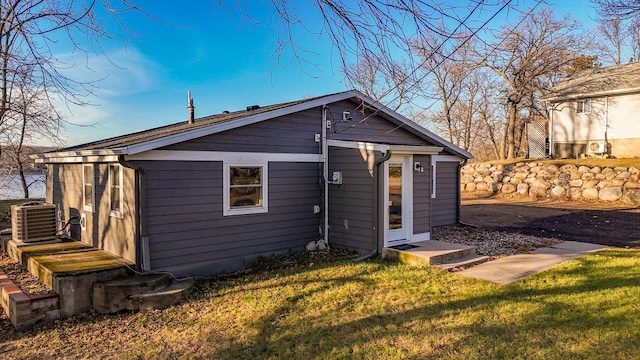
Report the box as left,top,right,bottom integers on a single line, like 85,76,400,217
1,249,639,359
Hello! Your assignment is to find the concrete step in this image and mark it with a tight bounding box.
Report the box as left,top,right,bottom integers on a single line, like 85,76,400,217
382,240,476,266
428,247,476,265
93,273,171,314
433,254,490,271
131,277,195,311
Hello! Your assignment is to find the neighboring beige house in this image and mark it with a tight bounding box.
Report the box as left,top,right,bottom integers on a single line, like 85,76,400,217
541,62,640,159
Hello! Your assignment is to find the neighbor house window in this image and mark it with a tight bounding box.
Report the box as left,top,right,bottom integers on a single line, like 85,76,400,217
82,164,95,213
576,99,591,113
223,163,268,216
109,164,124,218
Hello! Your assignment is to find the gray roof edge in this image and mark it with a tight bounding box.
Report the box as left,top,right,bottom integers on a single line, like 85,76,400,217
541,86,640,102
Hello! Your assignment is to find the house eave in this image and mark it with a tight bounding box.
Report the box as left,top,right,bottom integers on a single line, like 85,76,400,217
31,149,125,164
541,86,640,103
327,139,444,155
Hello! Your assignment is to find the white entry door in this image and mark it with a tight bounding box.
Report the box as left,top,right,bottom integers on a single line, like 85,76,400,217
384,155,412,246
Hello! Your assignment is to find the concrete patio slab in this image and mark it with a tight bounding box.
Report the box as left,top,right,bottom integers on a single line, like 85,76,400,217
457,241,608,284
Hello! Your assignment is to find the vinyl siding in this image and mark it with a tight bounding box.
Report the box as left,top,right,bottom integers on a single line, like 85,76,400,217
141,160,321,276
412,154,431,234
551,93,640,158
160,108,323,153
327,147,377,254
328,100,435,146
48,163,137,262
431,161,459,227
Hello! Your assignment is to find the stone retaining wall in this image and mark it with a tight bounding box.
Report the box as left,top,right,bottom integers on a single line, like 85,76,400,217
461,162,640,205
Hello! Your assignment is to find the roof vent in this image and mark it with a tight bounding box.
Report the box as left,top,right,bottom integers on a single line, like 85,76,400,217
222,110,230,114
246,105,260,111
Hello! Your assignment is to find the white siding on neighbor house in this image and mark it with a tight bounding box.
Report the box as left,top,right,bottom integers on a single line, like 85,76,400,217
552,93,640,142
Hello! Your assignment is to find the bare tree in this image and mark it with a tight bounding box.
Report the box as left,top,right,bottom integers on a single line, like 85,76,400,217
0,0,151,157
628,18,640,62
342,54,416,112
1,67,64,198
592,0,640,19
479,8,590,159
597,18,626,64
414,30,476,146
233,1,520,83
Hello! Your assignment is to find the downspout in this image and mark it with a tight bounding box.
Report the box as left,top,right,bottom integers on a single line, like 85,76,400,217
354,149,392,262
118,155,148,272
322,105,329,246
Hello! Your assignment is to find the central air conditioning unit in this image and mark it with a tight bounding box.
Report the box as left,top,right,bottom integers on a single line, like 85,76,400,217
587,140,606,154
11,203,58,243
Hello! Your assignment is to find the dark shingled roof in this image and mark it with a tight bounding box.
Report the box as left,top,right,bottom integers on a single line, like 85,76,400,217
541,62,640,102
35,89,473,161
55,96,323,152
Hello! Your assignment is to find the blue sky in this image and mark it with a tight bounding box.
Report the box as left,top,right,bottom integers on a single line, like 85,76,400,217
54,1,599,146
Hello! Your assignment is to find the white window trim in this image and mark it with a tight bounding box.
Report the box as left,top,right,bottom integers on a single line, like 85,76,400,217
109,164,124,219
82,164,95,213
223,161,268,216
431,155,463,198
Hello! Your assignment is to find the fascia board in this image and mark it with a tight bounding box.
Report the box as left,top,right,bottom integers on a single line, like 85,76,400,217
389,145,444,155
30,149,124,163
327,139,391,153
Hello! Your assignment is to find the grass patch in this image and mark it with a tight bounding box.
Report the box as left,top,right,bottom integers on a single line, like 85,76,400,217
476,157,640,168
1,249,639,359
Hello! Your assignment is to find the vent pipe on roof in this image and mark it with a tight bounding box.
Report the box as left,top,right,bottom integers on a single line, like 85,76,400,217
188,91,195,124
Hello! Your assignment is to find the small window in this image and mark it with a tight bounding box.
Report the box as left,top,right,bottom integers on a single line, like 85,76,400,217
576,99,591,113
109,164,124,218
223,163,268,216
82,164,95,212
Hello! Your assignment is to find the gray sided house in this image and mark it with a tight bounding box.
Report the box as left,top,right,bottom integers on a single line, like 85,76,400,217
541,63,640,159
33,90,472,276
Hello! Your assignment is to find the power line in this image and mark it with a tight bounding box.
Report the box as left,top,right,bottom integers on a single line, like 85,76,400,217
332,0,513,136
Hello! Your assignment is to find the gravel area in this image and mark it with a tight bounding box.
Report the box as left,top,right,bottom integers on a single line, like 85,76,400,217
432,224,562,259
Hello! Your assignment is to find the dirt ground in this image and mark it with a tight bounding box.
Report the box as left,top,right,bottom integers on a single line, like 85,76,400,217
460,194,640,248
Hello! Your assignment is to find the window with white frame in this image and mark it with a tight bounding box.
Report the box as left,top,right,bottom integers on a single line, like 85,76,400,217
223,163,268,216
82,164,95,212
109,164,124,218
576,99,591,113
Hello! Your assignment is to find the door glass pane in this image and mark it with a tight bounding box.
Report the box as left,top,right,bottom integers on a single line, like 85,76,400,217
389,164,402,230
